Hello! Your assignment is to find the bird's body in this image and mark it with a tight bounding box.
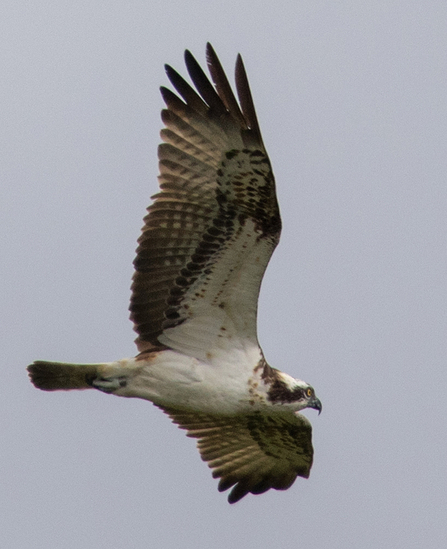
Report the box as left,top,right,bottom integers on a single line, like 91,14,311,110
27,44,321,503
32,348,310,415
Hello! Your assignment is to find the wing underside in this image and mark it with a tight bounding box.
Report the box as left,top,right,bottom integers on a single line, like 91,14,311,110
160,406,313,503
130,44,281,355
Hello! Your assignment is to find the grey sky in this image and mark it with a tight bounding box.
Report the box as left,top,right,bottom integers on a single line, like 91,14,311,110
2,1,447,548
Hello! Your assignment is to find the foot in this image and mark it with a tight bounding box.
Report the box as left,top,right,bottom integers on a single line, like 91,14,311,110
91,375,127,393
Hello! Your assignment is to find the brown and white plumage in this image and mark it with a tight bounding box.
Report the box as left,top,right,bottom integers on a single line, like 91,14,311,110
162,407,313,504
27,44,321,504
130,45,280,357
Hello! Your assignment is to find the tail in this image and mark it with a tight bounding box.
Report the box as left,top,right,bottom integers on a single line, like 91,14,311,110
27,361,101,391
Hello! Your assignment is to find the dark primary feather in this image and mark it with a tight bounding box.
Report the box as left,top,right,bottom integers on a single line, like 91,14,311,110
130,45,280,353
160,407,313,503
205,44,247,129
235,53,264,147
184,49,228,118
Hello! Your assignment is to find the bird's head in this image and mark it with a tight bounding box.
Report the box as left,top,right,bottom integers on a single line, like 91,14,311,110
267,372,322,413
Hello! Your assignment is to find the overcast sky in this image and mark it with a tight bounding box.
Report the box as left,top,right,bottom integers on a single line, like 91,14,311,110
2,1,447,548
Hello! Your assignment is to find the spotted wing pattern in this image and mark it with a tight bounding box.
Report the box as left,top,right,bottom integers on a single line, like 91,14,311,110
130,44,281,355
160,406,313,503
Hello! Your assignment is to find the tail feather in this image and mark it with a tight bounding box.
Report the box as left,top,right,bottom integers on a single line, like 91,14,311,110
27,361,100,391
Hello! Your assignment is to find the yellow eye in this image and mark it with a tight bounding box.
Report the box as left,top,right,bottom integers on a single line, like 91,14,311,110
306,388,313,397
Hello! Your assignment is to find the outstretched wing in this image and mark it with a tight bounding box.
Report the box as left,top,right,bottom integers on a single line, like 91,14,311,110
160,407,313,504
130,44,281,359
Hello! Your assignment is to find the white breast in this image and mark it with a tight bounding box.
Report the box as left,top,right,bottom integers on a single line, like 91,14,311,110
115,345,266,414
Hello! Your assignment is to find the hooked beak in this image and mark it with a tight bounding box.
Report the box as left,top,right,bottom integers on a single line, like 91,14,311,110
309,396,322,415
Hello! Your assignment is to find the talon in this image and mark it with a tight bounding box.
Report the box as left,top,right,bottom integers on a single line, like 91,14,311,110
92,376,127,393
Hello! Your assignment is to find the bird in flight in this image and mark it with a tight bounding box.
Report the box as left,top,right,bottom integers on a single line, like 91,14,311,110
27,43,322,504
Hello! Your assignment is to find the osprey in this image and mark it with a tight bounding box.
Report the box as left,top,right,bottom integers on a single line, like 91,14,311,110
27,44,322,504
